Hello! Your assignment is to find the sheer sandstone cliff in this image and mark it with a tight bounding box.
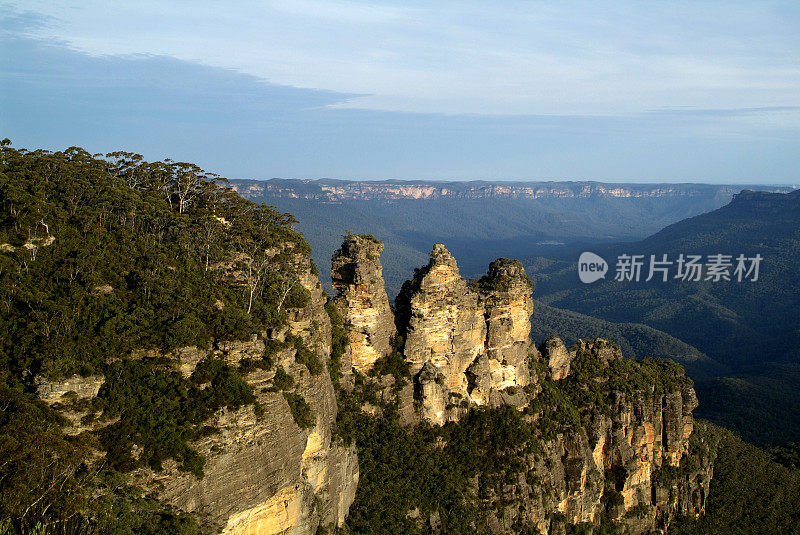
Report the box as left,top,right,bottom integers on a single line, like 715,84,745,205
35,235,711,535
392,244,534,424
36,252,358,535
330,234,396,373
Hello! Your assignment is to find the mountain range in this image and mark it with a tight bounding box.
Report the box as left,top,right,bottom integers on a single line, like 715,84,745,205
232,179,795,298
235,179,800,445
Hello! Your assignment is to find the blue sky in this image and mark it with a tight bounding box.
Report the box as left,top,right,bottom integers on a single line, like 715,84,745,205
1,1,799,183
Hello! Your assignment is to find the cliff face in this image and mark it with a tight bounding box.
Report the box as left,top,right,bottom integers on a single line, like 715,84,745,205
37,250,357,535
35,232,711,535
155,255,357,535
232,179,795,202
483,339,711,534
331,235,396,373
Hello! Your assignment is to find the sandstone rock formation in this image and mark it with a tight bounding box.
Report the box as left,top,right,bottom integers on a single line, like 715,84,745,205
482,380,710,534
540,336,572,380
392,246,536,424
35,234,713,535
36,249,357,535
35,374,106,436
331,238,712,534
331,234,396,373
395,244,488,423
470,258,534,401
150,254,357,534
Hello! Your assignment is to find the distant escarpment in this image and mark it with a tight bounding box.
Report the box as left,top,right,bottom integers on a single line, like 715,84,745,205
233,178,795,202
332,235,713,534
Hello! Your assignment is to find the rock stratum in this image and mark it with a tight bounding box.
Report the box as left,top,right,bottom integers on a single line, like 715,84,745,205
232,179,795,202
36,233,713,535
36,250,358,535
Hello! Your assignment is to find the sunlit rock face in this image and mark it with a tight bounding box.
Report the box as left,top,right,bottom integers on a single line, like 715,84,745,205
472,258,535,397
540,336,573,380
470,340,711,535
331,239,538,425
331,234,397,373
399,245,486,388
37,250,358,535
147,255,358,535
390,245,536,424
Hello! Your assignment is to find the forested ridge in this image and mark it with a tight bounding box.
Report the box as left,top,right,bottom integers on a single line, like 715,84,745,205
0,140,311,378
0,141,312,533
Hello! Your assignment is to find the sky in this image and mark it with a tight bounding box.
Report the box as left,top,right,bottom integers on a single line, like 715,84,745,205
1,1,799,183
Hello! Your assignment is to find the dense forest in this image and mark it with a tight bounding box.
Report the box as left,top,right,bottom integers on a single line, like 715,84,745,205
668,423,800,534
532,189,800,371
0,141,312,533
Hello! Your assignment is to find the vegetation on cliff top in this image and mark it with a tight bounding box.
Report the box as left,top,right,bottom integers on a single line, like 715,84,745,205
0,142,315,534
0,141,309,380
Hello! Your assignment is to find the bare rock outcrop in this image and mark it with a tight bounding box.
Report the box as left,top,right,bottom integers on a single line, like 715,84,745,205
396,245,487,423
375,244,536,424
469,258,534,403
331,234,396,373
540,336,573,380
325,241,540,425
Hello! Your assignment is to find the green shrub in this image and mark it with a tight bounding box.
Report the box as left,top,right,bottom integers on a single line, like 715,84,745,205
371,351,411,389
287,334,323,375
325,299,347,387
99,357,254,475
272,366,295,391
284,392,314,429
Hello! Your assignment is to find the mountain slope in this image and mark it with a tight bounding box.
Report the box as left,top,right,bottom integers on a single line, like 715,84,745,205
232,179,794,297
532,300,725,378
528,189,800,444
534,189,800,369
668,422,800,534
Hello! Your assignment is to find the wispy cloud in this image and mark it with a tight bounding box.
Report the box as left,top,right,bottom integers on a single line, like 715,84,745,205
1,3,798,183
9,0,800,116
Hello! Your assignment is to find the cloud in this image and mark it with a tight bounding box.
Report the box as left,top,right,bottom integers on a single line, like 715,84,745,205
1,5,798,183
8,0,800,116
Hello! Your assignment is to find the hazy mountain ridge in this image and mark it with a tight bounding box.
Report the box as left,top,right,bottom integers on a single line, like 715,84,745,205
233,178,795,202
527,188,800,445
533,188,800,369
